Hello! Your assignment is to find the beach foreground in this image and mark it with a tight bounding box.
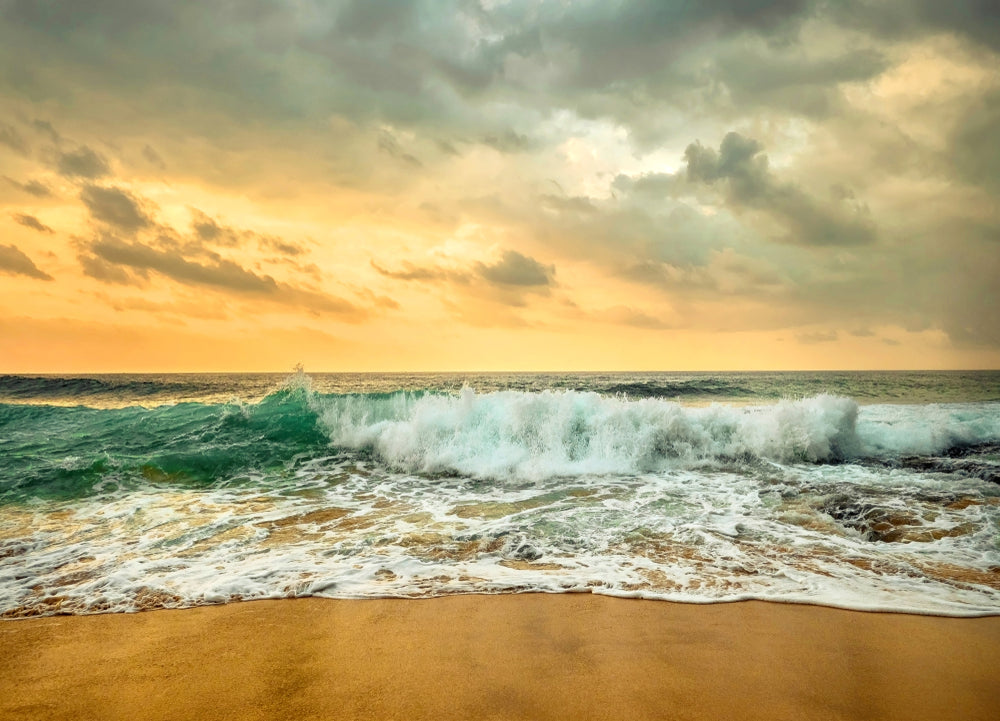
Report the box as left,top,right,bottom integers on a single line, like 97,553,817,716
2,595,999,721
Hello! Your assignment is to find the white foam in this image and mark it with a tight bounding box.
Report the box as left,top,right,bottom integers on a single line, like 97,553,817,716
316,390,1000,480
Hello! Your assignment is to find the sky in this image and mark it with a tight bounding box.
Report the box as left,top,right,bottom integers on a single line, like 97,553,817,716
1,0,998,372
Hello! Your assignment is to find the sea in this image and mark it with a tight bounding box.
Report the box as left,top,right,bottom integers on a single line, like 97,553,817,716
2,370,999,618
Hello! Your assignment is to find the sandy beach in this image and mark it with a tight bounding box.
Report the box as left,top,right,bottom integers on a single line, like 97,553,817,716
2,594,999,721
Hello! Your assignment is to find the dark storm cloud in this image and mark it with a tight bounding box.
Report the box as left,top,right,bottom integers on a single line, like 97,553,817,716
12,212,53,233
2,0,998,351
682,132,876,246
475,250,555,287
0,243,52,280
80,185,152,233
3,177,52,197
0,0,994,151
830,1,1000,52
711,46,890,117
0,0,826,152
56,146,111,179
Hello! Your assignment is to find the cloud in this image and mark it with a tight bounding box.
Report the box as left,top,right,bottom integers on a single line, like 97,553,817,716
78,251,141,286
682,132,877,246
56,145,111,179
830,1,1000,53
188,209,307,259
0,0,998,359
476,250,555,287
189,208,242,246
12,212,54,233
4,177,52,197
796,330,839,344
371,259,471,284
80,184,152,232
259,236,306,257
710,46,890,118
372,249,555,316
142,144,166,169
86,237,280,293
950,88,1000,192
0,243,53,280
481,131,533,154
0,123,29,155
377,129,422,167
80,236,364,318
31,118,60,143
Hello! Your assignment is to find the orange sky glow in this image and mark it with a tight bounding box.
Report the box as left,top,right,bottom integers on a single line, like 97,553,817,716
1,2,998,372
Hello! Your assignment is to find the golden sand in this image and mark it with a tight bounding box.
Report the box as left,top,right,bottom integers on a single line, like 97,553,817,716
2,595,999,720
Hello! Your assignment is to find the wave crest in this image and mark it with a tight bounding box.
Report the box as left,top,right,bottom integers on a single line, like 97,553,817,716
317,389,863,479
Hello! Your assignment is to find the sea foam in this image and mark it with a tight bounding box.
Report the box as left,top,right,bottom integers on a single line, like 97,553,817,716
314,389,1000,480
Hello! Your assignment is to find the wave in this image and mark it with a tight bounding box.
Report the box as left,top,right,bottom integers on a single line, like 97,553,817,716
3,383,999,500
0,387,330,501
318,389,1000,479
0,373,209,400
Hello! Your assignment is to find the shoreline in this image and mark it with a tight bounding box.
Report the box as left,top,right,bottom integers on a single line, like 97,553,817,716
3,595,1000,720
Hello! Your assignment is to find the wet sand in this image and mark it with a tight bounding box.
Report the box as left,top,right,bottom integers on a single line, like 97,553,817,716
2,594,999,721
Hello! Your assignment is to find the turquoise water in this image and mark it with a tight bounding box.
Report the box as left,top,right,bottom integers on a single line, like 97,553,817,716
2,370,999,617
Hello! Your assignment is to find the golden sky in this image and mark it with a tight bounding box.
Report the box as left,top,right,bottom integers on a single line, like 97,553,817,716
1,1,998,371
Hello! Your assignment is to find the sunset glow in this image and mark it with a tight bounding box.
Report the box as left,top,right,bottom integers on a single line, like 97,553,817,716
2,1,998,371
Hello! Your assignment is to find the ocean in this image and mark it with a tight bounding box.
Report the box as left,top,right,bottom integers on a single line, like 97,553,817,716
2,370,999,618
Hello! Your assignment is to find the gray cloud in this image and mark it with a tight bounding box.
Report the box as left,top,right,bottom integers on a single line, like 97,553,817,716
0,243,52,280
142,144,166,169
0,0,992,154
188,209,306,259
476,250,555,287
950,89,1000,192
260,236,306,257
481,131,533,154
12,212,53,233
32,118,60,143
4,176,52,197
830,1,1000,53
80,236,363,318
377,130,422,168
710,46,889,118
87,237,279,293
80,185,152,232
683,132,877,246
1,0,998,353
56,145,111,179
370,259,471,284
78,250,142,286
0,122,29,155
189,208,241,246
